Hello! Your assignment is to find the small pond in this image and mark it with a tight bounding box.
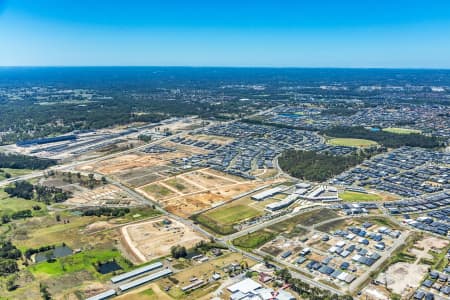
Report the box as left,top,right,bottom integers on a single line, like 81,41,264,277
97,261,123,274
35,246,73,263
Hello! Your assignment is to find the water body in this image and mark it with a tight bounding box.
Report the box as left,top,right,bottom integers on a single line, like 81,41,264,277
35,246,73,263
279,113,300,119
97,261,123,274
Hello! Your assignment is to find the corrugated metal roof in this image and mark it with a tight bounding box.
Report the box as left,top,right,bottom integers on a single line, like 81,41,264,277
85,289,116,300
118,268,172,292
111,262,163,283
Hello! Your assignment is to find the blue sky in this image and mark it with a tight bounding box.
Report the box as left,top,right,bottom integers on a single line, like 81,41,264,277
1,0,450,67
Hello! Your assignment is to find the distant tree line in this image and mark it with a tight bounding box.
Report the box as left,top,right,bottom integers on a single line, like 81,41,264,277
81,207,130,217
322,126,443,148
45,171,106,189
0,153,57,170
0,90,272,145
4,180,71,204
321,107,356,116
242,118,314,131
278,150,377,182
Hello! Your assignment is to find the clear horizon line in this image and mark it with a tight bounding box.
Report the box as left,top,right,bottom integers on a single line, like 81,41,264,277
1,65,450,70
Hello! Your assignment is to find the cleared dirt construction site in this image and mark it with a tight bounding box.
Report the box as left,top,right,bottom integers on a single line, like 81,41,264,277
137,168,262,217
121,217,206,263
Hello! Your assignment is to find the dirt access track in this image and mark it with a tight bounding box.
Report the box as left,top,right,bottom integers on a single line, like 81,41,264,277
136,168,268,218
78,152,185,175
120,216,206,263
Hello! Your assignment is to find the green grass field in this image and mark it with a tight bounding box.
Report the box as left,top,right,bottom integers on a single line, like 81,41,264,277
339,191,382,202
382,127,422,134
143,184,174,198
232,230,275,250
0,168,32,181
328,138,378,147
165,178,187,191
0,189,47,216
270,209,339,231
193,204,262,235
12,213,109,249
29,248,132,278
205,204,261,225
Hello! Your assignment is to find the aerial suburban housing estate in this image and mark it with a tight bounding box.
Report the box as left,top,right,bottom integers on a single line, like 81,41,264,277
1,1,450,300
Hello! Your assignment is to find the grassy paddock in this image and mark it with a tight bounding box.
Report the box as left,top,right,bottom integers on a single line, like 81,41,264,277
143,184,174,198
0,189,47,216
193,203,262,235
0,168,33,180
192,214,236,235
29,248,132,278
382,127,422,134
232,230,276,250
328,138,378,147
339,191,382,202
205,204,261,225
270,209,339,231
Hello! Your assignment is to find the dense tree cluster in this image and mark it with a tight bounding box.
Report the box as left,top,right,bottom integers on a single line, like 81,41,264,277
278,150,375,182
0,241,21,275
10,210,33,220
242,118,313,131
81,207,130,217
5,181,34,199
1,209,34,224
0,241,21,260
46,171,105,189
0,153,57,170
170,245,187,259
4,181,71,203
40,283,52,300
0,86,271,145
35,185,70,204
322,126,443,148
24,245,56,260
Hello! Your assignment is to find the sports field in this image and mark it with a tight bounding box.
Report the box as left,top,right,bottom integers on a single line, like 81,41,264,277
339,191,382,202
193,203,262,235
205,204,261,225
382,127,421,134
328,138,377,147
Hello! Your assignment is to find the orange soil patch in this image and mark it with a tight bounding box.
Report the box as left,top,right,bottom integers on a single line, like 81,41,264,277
180,170,237,189
163,182,261,218
121,217,205,263
81,152,186,175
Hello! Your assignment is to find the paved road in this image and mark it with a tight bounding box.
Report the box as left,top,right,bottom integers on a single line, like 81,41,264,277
348,230,410,294
221,205,322,242
0,105,282,188
226,243,345,295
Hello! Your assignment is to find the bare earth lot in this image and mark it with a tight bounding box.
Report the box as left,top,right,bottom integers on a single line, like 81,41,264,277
137,168,262,218
121,217,206,263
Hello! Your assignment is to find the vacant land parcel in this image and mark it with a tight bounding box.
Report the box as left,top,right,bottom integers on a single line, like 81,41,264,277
121,217,205,263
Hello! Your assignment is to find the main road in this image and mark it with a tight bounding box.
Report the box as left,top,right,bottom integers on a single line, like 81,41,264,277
0,104,283,189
